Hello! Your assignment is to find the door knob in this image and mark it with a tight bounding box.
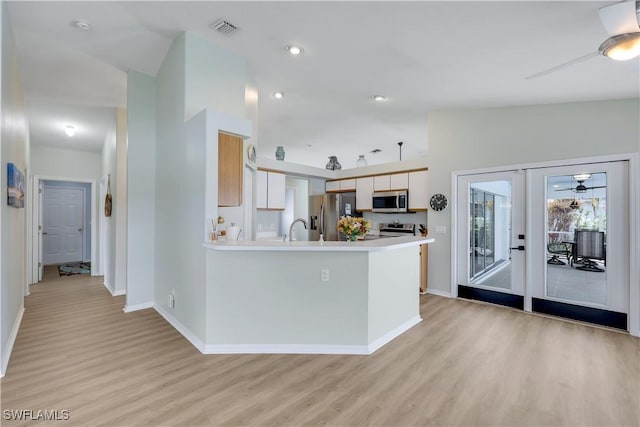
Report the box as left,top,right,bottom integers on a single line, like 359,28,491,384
42,232,48,235
78,228,83,232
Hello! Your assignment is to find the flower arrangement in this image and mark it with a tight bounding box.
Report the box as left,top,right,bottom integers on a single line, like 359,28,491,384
337,216,371,241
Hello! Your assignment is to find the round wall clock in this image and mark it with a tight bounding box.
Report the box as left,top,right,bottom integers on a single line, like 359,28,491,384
430,193,448,211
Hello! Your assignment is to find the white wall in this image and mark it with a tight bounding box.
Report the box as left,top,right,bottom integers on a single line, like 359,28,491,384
114,108,127,295
101,125,117,293
126,71,156,310
1,1,30,377
150,32,253,345
31,146,101,180
426,99,640,298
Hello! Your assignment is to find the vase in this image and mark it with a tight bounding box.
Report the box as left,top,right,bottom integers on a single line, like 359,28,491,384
347,234,358,241
275,146,285,161
326,156,342,170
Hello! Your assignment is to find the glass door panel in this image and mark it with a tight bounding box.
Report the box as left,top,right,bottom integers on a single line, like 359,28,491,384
545,172,607,306
456,171,525,306
529,162,628,330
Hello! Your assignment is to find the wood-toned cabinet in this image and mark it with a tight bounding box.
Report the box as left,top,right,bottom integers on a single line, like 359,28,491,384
420,243,428,293
355,177,374,211
408,170,428,211
257,170,285,210
218,132,243,207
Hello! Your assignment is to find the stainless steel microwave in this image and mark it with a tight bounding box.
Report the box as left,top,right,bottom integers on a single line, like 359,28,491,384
372,190,408,213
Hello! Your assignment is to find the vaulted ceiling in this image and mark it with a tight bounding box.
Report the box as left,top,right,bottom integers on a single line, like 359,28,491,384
7,1,639,168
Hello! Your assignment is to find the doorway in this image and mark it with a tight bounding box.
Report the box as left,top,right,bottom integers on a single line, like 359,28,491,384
30,177,98,283
455,161,630,330
42,181,90,265
456,171,525,308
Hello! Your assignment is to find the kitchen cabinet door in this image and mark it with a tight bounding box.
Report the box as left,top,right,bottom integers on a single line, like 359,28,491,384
390,173,408,190
408,170,428,210
340,179,356,191
256,170,268,209
218,132,243,206
325,181,340,192
373,175,390,191
356,177,374,211
267,171,286,210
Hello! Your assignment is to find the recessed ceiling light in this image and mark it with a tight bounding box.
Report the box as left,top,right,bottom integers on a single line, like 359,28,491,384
286,45,304,55
71,19,91,31
65,125,76,137
373,95,387,102
273,92,284,99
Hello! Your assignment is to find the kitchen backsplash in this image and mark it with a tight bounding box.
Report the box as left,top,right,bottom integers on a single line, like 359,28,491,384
363,211,428,234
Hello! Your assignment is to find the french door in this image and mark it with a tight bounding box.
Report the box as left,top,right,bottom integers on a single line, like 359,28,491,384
456,161,629,330
456,171,526,308
528,162,629,329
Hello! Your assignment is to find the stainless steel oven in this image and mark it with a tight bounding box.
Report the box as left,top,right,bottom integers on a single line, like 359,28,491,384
379,222,415,237
372,190,408,213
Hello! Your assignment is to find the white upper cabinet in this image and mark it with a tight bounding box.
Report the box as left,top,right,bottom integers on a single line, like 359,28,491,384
340,178,356,191
257,170,285,210
326,179,356,192
374,173,408,191
325,180,340,192
355,177,374,211
373,175,390,191
390,173,409,190
408,170,428,210
256,170,268,209
267,172,286,210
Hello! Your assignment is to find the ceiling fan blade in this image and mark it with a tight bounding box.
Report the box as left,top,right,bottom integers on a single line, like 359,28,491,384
525,52,599,80
554,187,576,191
586,185,607,189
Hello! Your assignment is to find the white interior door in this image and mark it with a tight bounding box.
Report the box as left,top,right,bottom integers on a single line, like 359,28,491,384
38,181,44,280
528,161,629,328
456,171,526,307
43,186,85,265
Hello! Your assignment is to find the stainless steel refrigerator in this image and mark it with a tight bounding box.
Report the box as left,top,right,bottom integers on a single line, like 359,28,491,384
308,192,359,241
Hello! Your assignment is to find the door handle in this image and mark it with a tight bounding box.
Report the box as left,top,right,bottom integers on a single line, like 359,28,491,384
42,232,48,235
78,228,83,232
510,245,525,251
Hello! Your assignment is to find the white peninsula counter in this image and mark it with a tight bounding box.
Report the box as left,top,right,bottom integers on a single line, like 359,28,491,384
202,236,434,355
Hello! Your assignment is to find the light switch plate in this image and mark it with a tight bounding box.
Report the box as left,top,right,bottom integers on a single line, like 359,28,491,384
436,226,447,234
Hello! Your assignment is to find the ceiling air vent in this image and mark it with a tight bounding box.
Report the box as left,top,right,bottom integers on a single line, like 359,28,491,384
210,19,239,36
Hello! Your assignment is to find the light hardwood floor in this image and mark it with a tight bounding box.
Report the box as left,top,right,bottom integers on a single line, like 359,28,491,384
1,267,638,426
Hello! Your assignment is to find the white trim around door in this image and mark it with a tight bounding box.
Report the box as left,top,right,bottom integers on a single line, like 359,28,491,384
29,175,98,283
451,153,639,337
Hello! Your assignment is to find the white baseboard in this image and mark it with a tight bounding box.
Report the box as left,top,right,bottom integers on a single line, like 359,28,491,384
1,306,25,378
367,315,422,354
123,302,154,313
426,288,452,298
103,280,115,295
153,304,206,353
204,343,370,355
153,308,421,356
113,289,126,296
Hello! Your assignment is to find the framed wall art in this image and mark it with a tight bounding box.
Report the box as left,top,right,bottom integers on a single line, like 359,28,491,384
7,162,25,208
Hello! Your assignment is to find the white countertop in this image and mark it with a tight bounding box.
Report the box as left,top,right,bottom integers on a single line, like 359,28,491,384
203,236,434,252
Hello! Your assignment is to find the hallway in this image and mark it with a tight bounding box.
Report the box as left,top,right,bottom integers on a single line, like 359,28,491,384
1,269,639,426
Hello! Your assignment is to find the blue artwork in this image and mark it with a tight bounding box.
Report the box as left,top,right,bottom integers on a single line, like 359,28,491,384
7,163,25,208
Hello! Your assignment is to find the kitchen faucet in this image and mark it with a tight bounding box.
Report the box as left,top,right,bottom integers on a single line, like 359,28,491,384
288,218,308,242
